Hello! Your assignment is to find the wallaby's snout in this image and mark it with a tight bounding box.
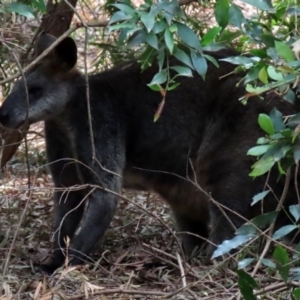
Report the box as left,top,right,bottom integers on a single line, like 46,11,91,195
0,106,11,127
0,99,21,129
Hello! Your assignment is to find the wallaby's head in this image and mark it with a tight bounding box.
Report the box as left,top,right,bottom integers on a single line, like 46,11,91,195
0,32,78,129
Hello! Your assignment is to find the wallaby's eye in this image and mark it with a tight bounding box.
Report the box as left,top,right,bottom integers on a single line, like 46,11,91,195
28,86,42,96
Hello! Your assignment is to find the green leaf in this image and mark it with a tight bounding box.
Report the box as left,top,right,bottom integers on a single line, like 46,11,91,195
163,10,173,26
146,32,158,49
258,114,275,135
269,108,285,132
229,4,246,29
148,69,167,86
128,29,147,47
191,52,207,78
257,137,269,144
212,235,251,258
164,28,174,53
273,245,290,282
141,12,156,32
260,34,277,47
247,145,272,156
240,0,275,12
251,190,270,205
261,258,276,268
275,41,294,62
111,3,135,16
237,270,258,300
236,224,258,236
6,3,34,18
176,22,201,51
249,156,275,177
169,24,177,32
152,20,167,34
250,49,267,58
173,48,194,69
293,288,300,299
245,83,275,95
171,66,193,77
220,56,254,66
261,143,291,162
273,244,289,265
272,225,298,240
289,205,300,222
201,27,222,46
284,88,296,104
245,66,260,84
31,0,46,13
294,144,300,163
109,11,132,24
157,48,165,72
258,67,268,84
267,66,284,81
167,82,180,91
291,268,300,281
251,211,279,229
158,0,185,19
109,23,135,33
238,258,255,269
215,0,229,28
203,54,219,67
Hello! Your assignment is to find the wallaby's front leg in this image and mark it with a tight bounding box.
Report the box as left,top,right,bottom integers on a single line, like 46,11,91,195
41,161,87,274
39,122,87,274
66,130,125,267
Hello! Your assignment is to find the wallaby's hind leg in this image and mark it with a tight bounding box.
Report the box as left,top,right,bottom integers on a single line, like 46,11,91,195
205,176,252,260
174,211,209,257
163,183,210,258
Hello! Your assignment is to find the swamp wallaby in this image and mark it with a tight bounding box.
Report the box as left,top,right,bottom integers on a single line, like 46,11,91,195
0,32,299,274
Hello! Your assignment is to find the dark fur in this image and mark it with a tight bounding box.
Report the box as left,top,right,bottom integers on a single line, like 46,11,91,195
0,33,298,273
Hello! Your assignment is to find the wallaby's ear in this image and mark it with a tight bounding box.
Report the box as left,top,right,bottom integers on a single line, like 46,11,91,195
54,37,77,71
36,32,56,55
36,32,77,72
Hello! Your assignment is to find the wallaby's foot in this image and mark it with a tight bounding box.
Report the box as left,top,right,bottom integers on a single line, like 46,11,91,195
36,256,87,275
35,252,65,275
36,260,63,275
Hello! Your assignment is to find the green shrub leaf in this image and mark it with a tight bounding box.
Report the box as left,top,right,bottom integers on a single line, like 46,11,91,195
289,205,300,222
275,41,294,62
251,190,270,205
258,114,275,135
215,0,229,28
272,225,298,240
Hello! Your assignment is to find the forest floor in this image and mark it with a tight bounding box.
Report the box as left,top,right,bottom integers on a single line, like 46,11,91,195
0,124,297,300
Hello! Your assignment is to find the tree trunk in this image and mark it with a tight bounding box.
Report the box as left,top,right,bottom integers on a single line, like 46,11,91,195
39,0,78,37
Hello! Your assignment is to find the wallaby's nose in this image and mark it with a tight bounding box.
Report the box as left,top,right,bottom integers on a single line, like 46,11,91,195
0,108,11,127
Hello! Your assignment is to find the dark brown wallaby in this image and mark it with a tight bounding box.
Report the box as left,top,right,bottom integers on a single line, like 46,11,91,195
0,32,298,274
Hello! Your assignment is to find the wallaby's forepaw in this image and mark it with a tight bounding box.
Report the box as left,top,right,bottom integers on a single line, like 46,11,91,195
35,262,61,275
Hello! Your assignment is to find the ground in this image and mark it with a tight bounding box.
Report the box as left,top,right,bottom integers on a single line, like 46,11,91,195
1,124,299,300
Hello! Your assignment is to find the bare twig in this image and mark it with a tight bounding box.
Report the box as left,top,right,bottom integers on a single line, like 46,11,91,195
176,252,187,288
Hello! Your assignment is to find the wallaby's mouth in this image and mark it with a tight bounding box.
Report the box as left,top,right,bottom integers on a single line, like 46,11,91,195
0,111,27,130
0,121,28,134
